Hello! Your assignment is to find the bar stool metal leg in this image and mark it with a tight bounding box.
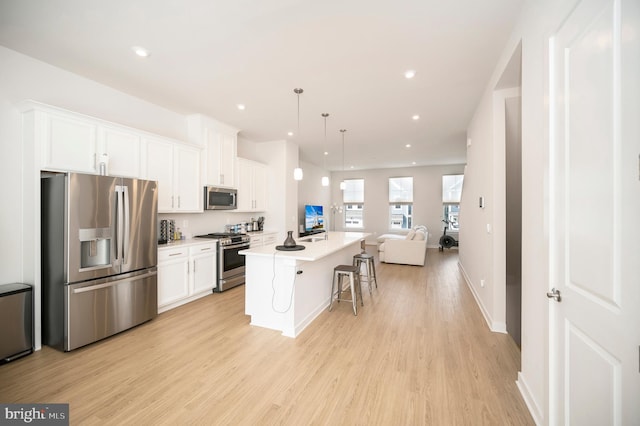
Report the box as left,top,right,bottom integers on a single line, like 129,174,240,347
329,269,337,311
369,258,378,289
349,271,357,315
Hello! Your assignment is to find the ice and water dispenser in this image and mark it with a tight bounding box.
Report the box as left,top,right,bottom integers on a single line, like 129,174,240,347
79,227,112,270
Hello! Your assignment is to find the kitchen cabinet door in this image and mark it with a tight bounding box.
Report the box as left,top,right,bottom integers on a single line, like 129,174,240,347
41,111,98,173
236,158,253,211
261,233,277,247
144,137,175,212
174,145,201,212
218,132,237,187
252,162,267,211
143,138,200,213
99,126,141,178
249,235,263,247
187,114,238,187
157,250,189,309
236,158,267,212
190,243,217,294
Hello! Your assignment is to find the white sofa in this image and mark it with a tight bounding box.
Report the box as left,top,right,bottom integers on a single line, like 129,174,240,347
377,226,428,266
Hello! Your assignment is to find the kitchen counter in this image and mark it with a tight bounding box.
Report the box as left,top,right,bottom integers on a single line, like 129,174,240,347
239,231,368,261
241,231,369,337
158,238,219,249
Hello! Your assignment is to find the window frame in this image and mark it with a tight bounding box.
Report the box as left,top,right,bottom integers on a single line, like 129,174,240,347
442,174,464,232
343,178,364,229
388,176,413,230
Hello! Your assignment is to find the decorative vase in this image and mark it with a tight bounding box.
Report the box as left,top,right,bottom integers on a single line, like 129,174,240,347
283,231,296,247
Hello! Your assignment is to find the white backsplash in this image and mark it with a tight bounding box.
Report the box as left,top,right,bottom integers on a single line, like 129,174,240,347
158,211,266,239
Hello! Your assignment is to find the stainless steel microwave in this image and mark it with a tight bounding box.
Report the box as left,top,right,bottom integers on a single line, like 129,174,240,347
204,186,237,210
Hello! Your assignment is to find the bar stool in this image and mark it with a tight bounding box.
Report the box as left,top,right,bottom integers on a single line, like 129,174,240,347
353,253,378,295
329,265,363,316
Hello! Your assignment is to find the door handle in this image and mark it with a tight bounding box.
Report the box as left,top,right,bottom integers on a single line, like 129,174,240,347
546,288,562,302
72,271,157,293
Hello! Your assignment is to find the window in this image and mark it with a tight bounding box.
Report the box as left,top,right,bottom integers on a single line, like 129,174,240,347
389,177,413,229
442,174,464,231
343,179,364,228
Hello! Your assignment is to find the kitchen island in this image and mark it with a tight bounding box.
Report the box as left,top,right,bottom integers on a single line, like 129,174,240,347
240,231,369,337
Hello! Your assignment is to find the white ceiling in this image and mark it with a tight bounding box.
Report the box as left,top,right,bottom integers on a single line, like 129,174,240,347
0,0,522,171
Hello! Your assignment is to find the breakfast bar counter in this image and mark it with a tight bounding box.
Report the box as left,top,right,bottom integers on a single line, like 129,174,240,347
240,231,369,337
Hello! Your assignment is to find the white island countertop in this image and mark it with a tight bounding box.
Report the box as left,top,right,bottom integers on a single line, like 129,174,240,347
239,231,369,261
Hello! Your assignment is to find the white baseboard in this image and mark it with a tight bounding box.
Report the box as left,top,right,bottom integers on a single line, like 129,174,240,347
458,262,506,333
516,372,544,426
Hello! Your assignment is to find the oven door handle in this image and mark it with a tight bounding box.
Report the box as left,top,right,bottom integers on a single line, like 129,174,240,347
221,242,250,250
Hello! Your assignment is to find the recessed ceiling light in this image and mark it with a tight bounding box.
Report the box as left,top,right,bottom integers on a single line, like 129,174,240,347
405,144,411,148
412,115,420,120
287,131,294,136
131,46,150,57
404,70,416,79
237,104,246,110
324,151,328,156
350,165,354,169
412,161,417,165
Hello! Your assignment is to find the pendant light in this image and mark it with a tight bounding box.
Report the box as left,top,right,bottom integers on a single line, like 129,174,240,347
293,88,304,181
321,113,330,187
339,129,347,190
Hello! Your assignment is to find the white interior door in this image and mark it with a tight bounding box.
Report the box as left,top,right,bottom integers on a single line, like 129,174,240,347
549,0,640,424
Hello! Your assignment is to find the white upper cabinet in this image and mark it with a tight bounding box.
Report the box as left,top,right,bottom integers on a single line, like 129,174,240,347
98,125,140,177
24,107,99,173
174,145,201,212
187,114,238,188
143,137,201,213
21,101,202,213
143,137,175,211
236,157,267,212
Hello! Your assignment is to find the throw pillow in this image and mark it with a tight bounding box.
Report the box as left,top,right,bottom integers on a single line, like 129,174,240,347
405,230,416,240
413,230,426,241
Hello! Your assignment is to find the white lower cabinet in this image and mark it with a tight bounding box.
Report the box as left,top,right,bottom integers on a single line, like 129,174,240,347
158,242,217,312
157,247,189,310
189,243,217,294
249,232,278,248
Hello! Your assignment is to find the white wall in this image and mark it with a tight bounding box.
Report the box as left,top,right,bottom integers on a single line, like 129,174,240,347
459,0,584,423
330,164,465,245
297,161,332,235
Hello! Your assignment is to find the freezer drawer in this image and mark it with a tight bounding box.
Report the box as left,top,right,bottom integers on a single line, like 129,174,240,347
66,269,157,351
0,283,33,363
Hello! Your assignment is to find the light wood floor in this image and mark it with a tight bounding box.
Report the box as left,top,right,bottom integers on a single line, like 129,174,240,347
0,249,534,425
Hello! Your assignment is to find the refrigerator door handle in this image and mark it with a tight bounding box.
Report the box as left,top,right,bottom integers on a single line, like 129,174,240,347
71,270,157,294
123,185,130,266
115,185,124,264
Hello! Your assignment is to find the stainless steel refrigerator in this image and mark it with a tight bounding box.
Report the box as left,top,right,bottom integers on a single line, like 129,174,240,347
41,172,158,351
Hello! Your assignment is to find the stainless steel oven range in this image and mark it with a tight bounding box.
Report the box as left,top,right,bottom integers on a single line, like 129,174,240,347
196,233,250,292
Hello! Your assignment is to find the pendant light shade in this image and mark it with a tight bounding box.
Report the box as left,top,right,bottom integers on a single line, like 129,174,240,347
321,113,330,187
293,88,304,181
